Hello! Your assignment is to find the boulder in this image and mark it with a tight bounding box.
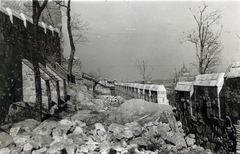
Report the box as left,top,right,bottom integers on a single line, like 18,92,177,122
107,99,172,125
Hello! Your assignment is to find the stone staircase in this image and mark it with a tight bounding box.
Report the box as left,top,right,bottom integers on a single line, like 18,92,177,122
21,59,67,111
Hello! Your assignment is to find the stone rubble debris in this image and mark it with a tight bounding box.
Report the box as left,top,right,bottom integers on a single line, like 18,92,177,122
0,82,213,154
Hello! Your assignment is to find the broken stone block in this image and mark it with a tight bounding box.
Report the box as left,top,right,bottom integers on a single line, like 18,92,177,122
23,142,33,152
46,142,65,154
73,126,83,135
32,147,47,154
188,133,195,139
77,91,85,102
116,128,133,140
185,136,196,147
99,141,111,153
33,134,53,148
66,101,76,112
9,127,21,137
92,99,105,110
95,123,106,132
71,110,93,122
68,133,86,145
57,119,73,135
85,137,99,152
12,119,40,133
13,134,32,147
0,148,10,154
125,144,139,151
52,128,62,138
33,120,57,136
108,123,125,136
0,132,13,148
114,147,128,154
65,144,76,154
125,121,142,137
129,137,148,147
166,134,187,149
76,145,88,153
67,88,77,102
9,147,22,154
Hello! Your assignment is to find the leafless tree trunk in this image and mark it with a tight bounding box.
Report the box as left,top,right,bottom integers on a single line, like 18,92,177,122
134,60,154,83
55,0,89,82
32,0,48,121
180,2,223,74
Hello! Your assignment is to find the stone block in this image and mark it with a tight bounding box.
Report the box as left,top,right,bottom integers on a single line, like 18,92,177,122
0,132,13,149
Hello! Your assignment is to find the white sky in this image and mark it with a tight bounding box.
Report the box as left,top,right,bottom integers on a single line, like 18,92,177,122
62,0,240,82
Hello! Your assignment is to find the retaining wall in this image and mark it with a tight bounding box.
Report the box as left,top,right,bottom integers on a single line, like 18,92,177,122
0,6,61,123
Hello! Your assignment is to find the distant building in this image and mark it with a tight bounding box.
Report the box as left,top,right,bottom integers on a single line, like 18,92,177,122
178,63,195,82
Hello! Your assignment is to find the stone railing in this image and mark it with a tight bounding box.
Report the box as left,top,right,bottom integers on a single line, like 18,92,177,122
114,82,169,105
174,63,240,153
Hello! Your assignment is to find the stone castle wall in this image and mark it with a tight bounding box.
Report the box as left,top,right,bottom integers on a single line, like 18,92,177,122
0,6,61,123
175,72,240,153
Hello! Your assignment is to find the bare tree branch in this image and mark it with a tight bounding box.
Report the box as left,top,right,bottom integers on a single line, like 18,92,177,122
134,60,154,83
180,2,222,74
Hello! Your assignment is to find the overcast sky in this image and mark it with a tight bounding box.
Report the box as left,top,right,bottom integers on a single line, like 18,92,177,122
62,0,240,82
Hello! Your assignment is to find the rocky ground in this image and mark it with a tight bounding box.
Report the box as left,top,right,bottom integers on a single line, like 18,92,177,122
0,82,213,154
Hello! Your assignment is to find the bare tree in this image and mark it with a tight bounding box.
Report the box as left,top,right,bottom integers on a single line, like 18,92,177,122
55,0,89,82
180,2,223,74
32,0,48,121
134,60,154,83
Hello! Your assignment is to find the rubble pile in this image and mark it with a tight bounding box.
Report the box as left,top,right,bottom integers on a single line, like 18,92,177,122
95,84,111,95
0,116,213,154
0,82,213,154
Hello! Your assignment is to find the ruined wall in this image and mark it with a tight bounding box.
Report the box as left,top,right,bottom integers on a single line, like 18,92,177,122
0,7,61,123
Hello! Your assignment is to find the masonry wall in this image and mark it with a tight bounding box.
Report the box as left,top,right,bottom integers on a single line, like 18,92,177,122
0,8,61,123
175,84,236,153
